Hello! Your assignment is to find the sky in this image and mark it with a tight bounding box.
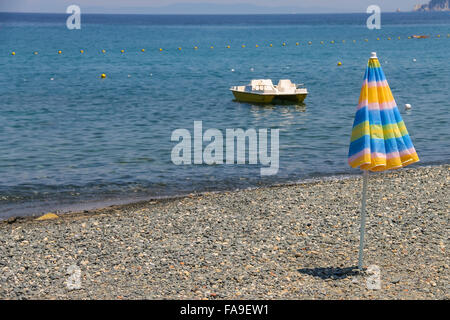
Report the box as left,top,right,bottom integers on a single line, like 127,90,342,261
0,0,428,14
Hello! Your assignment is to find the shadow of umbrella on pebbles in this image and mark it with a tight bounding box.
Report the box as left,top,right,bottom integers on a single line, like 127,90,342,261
297,266,359,280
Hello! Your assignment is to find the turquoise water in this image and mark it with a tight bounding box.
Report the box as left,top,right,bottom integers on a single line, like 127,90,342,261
0,13,449,218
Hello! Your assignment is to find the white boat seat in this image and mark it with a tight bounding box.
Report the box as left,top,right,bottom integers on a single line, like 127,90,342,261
250,79,275,93
277,79,296,93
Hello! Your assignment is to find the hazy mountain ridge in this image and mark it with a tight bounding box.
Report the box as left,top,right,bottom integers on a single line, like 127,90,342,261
82,3,340,14
414,0,450,11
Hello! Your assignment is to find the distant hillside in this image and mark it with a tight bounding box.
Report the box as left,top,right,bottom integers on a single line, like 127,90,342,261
414,0,450,11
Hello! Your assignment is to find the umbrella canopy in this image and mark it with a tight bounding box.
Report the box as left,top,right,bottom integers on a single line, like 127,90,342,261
348,52,419,171
348,52,419,270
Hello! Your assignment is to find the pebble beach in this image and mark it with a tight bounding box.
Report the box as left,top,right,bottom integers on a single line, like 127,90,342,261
0,165,448,300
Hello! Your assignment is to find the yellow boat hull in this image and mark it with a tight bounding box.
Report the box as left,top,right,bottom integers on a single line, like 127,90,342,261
275,93,308,104
232,90,307,104
232,90,275,103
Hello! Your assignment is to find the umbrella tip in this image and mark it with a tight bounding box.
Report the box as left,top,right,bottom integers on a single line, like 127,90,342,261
370,52,377,59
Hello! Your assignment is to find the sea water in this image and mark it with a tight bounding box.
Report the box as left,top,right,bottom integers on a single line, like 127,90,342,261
0,12,449,218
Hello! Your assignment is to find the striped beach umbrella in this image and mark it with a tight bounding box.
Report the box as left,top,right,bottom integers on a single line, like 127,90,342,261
348,52,419,270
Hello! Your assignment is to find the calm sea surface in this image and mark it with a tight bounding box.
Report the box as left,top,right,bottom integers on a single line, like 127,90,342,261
0,13,449,218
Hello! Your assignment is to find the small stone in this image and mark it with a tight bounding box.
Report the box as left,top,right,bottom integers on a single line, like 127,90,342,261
6,217,17,224
35,213,59,221
391,277,401,284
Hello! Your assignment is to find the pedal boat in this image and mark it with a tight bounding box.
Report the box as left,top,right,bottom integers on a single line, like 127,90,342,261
230,79,308,104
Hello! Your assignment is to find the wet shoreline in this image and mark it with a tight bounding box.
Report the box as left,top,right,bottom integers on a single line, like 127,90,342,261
2,161,447,221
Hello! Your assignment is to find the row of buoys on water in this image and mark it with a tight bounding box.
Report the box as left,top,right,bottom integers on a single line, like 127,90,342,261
60,66,421,80
47,73,151,79
8,34,450,56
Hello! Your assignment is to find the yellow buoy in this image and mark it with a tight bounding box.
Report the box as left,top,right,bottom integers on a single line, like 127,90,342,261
242,45,245,48
337,62,342,66
377,38,380,41
121,49,125,53
388,37,391,40
11,51,16,55
331,40,335,44
101,73,106,79
226,45,230,48
398,36,401,40
80,49,84,53
295,42,299,46
194,46,198,50
365,39,369,42
408,36,411,39
159,48,163,51
437,34,440,38
308,41,312,45
178,47,182,50
320,41,324,44
269,44,273,47
210,46,214,49
34,51,38,55
282,42,286,46
255,44,259,48
141,49,145,52
102,49,106,53
58,50,62,54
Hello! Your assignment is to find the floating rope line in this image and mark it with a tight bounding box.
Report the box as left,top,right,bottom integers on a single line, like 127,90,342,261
8,35,447,56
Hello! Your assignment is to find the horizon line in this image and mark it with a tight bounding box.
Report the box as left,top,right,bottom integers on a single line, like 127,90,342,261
0,10,418,15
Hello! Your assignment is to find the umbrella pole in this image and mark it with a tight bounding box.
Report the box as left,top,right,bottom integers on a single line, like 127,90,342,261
358,170,369,270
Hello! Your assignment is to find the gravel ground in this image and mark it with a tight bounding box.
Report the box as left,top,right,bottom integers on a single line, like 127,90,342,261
0,165,448,300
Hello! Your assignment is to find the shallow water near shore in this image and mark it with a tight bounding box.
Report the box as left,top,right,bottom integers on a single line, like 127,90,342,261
0,13,449,218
